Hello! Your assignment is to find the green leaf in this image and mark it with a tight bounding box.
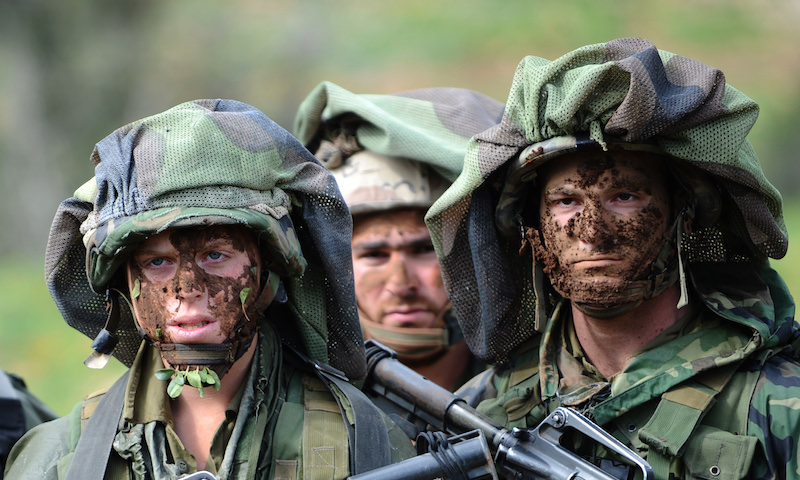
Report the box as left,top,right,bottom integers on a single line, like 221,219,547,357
167,377,184,398
196,384,205,398
240,287,252,305
154,368,175,381
208,368,221,390
132,279,141,299
186,369,202,388
202,367,216,384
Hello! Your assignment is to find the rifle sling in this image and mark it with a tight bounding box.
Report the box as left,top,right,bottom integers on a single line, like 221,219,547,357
65,370,130,480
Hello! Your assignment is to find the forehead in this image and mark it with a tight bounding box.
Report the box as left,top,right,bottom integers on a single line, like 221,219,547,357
538,150,667,189
352,208,428,237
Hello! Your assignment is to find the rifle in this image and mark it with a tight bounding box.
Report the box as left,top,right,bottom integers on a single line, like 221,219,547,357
351,340,653,480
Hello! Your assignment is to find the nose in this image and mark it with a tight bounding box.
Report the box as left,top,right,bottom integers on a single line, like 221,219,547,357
171,260,204,301
571,201,614,247
385,253,417,298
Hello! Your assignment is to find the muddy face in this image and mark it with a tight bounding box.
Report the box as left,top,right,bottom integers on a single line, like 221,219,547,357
126,225,265,346
532,150,671,312
351,208,450,329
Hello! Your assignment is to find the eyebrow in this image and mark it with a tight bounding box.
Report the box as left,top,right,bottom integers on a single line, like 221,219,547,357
353,236,433,251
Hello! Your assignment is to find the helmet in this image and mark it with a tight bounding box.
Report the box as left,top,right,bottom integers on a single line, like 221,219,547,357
426,37,790,365
294,81,505,204
45,99,367,380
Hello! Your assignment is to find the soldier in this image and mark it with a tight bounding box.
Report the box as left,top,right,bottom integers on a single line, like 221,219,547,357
426,38,800,479
5,99,414,479
0,370,57,479
294,83,503,391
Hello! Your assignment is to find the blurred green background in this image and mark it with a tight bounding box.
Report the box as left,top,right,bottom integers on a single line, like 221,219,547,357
1,0,799,416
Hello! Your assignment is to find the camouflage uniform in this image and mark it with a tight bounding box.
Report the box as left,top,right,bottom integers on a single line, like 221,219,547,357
427,38,799,479
5,99,414,480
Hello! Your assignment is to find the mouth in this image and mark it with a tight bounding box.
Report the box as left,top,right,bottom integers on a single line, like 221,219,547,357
168,316,216,331
175,320,212,330
383,306,435,327
570,256,623,269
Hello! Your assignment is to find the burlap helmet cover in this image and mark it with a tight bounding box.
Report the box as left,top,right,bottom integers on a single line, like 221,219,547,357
45,99,367,379
426,37,789,365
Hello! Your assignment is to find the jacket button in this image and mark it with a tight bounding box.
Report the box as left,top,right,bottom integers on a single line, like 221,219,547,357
177,459,189,473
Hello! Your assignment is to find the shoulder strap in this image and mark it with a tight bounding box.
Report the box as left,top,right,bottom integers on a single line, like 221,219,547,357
311,362,392,475
638,363,740,478
65,370,130,480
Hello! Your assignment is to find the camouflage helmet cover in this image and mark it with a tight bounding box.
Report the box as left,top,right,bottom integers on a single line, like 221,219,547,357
45,99,367,379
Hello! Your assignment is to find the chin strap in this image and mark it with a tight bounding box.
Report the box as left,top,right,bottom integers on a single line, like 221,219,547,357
359,309,462,363
84,289,123,369
676,208,691,310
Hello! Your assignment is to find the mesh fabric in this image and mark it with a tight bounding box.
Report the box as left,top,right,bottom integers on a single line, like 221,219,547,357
426,37,789,365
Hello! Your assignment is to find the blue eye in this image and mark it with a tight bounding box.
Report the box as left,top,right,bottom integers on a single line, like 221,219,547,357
208,251,223,260
150,258,166,267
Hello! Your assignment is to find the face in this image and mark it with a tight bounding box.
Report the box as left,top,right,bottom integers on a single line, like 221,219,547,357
351,208,450,329
534,150,672,309
127,225,265,345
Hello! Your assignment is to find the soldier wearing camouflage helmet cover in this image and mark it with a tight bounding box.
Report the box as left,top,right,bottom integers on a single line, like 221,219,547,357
294,82,503,391
5,99,414,480
426,38,799,479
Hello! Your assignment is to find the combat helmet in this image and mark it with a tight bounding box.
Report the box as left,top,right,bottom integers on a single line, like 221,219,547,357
45,99,367,381
426,37,793,365
294,82,504,360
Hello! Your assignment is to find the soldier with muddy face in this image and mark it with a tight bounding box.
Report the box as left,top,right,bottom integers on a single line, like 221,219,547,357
427,38,800,479
5,99,414,480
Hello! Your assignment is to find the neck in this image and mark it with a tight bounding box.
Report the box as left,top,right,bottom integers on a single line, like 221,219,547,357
168,336,258,468
408,340,472,391
571,286,683,379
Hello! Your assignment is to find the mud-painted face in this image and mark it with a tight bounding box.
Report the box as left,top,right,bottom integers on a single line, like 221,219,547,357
126,225,264,347
534,150,671,312
351,208,450,330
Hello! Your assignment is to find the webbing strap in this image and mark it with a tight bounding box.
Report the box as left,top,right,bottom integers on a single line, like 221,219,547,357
65,370,130,480
638,364,739,479
313,367,391,475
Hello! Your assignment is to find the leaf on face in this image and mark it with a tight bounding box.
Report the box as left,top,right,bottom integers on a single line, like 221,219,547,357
240,287,252,305
132,279,141,299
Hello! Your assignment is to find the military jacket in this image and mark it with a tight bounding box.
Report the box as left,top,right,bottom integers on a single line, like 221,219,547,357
458,271,800,480
5,328,413,480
